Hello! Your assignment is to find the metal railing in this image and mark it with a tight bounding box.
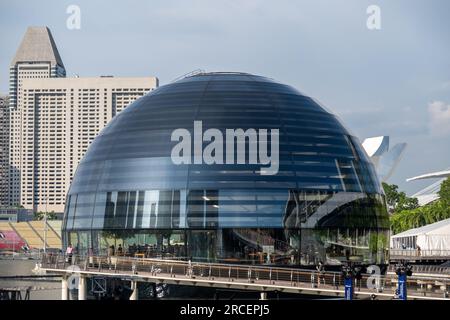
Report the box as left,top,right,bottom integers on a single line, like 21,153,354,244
39,253,450,299
390,249,450,258
42,253,341,285
388,264,450,275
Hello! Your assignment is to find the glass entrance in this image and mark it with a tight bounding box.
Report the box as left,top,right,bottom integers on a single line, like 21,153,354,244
187,230,216,262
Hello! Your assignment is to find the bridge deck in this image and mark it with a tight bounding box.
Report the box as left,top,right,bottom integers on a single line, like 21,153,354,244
39,254,450,300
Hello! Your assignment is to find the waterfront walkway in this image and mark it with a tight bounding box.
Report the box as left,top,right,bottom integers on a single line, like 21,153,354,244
38,254,450,300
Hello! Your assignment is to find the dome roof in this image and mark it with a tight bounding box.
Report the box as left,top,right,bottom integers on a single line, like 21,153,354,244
69,72,381,196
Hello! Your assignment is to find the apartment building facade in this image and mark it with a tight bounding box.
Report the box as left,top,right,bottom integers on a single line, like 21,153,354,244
9,26,158,212
0,95,9,206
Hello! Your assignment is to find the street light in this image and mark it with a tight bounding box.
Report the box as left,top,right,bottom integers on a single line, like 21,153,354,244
43,195,48,254
395,261,413,300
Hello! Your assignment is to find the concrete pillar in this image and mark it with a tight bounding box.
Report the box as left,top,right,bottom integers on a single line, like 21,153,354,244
260,292,267,300
78,275,87,300
130,281,138,300
61,276,68,300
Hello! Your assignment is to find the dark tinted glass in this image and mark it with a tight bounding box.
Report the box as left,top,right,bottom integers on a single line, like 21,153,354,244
63,73,388,266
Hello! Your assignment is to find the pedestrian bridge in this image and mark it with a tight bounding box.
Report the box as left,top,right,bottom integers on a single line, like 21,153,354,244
38,254,450,300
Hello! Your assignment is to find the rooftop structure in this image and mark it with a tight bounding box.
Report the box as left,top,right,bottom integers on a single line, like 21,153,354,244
362,136,407,182
407,167,450,206
9,26,66,108
406,169,450,182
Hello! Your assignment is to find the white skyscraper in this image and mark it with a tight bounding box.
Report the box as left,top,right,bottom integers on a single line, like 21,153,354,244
0,95,9,206
9,26,158,212
9,27,66,206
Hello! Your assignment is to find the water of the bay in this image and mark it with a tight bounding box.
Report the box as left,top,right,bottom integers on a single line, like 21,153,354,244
0,258,61,300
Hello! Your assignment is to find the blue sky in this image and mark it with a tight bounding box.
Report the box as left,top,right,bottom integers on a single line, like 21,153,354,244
0,0,449,195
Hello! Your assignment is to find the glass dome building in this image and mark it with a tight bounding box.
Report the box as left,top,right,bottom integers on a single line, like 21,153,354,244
63,72,389,268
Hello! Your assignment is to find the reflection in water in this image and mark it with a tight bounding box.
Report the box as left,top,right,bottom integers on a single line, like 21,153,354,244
0,259,61,300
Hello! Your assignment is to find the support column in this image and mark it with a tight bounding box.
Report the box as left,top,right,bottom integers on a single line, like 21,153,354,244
259,292,267,300
78,275,87,300
342,265,354,300
61,276,68,300
130,281,138,300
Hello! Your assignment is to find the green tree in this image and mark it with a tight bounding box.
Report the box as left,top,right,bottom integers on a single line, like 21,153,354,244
382,182,418,214
382,182,399,212
34,211,57,221
396,191,419,211
438,177,450,206
389,179,450,234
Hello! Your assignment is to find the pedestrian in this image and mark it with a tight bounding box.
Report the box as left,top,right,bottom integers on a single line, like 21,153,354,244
345,249,350,261
109,245,115,256
187,259,193,278
316,261,325,286
88,247,94,266
66,244,73,264
107,245,115,267
417,245,421,257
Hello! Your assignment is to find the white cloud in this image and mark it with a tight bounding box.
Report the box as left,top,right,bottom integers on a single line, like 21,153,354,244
428,101,450,136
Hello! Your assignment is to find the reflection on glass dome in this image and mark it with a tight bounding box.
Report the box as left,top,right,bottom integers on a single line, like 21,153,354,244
63,72,389,268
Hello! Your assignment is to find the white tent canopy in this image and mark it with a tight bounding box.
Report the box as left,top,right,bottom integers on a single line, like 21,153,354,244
391,218,450,252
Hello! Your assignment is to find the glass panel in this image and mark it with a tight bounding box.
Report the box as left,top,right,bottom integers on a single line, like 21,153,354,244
187,230,216,262
104,191,117,229
142,190,159,228
126,191,137,229
205,190,218,228
65,195,76,230
92,193,107,228
157,190,172,228
115,191,128,228
135,191,145,228
186,190,204,228
172,190,181,228
73,193,95,229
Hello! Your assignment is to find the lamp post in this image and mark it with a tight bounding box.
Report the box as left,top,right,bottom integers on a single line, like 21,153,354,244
342,264,354,300
43,195,48,254
395,261,412,300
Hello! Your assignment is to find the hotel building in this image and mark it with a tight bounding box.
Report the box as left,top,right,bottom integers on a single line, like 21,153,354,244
8,26,158,212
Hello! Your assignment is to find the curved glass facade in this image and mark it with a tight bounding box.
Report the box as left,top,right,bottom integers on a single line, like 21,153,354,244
63,72,389,267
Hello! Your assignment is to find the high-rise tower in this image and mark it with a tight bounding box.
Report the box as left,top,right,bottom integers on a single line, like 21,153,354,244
0,95,9,206
8,26,158,212
9,27,66,206
9,26,66,108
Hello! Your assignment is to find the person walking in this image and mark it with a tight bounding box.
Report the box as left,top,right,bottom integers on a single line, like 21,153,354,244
88,247,94,267
187,259,193,278
108,245,115,257
66,244,74,264
316,261,325,286
107,245,115,268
